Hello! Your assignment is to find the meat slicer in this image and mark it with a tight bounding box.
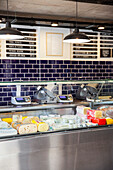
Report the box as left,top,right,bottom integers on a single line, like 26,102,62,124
76,84,98,101
34,84,57,104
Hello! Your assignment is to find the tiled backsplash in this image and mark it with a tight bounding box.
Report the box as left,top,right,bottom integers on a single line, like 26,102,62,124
0,59,113,106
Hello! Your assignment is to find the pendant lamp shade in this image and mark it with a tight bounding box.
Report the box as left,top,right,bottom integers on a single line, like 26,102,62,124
63,1,90,43
0,21,24,40
63,29,90,43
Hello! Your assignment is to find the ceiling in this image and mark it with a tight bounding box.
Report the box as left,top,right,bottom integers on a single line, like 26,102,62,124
66,0,113,6
0,0,113,30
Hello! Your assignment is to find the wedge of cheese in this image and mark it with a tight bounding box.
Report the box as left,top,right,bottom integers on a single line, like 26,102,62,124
106,118,113,125
2,118,12,124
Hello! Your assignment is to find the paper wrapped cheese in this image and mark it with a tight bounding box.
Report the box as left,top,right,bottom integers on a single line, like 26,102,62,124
87,109,102,119
12,122,37,134
76,105,91,117
31,120,49,132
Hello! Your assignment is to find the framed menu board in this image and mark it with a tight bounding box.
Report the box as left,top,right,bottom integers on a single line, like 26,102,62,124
6,28,37,58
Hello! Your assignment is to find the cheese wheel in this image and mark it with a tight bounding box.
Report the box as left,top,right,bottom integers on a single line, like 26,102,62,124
12,122,37,134
32,120,49,132
38,122,49,132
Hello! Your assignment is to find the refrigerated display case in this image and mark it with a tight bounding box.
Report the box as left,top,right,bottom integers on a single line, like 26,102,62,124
0,103,113,170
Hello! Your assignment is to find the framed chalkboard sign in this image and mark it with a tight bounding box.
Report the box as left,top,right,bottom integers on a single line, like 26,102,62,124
100,49,111,58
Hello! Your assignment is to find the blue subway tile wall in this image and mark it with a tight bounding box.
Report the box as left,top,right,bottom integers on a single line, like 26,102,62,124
0,59,113,105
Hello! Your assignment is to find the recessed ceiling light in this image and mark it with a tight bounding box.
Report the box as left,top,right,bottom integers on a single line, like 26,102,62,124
51,22,58,27
98,26,105,30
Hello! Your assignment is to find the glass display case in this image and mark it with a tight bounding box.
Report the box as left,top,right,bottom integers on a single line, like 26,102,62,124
0,101,113,139
1,79,113,139
0,103,113,170
1,79,113,170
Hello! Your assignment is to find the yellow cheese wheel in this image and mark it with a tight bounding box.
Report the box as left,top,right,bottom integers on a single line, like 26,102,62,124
31,120,49,132
37,122,49,132
2,118,12,124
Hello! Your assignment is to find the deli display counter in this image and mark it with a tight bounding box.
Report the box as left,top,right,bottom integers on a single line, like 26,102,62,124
0,103,113,170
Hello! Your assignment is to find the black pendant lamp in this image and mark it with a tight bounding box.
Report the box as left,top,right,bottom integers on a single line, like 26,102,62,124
63,1,90,43
0,0,24,40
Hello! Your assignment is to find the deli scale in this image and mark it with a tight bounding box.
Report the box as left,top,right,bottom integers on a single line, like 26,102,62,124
11,96,31,105
11,84,32,105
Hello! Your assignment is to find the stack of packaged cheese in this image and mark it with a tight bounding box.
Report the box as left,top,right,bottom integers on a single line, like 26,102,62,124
87,109,106,125
76,105,106,126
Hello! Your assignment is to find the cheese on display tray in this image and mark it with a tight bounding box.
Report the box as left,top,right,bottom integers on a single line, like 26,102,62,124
1,104,113,136
0,128,17,137
0,121,10,129
87,109,102,119
76,105,91,116
31,120,49,132
91,118,106,125
2,118,12,124
22,117,49,132
106,118,113,125
12,122,37,135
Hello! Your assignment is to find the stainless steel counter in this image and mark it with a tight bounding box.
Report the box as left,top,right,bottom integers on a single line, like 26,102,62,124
0,126,113,170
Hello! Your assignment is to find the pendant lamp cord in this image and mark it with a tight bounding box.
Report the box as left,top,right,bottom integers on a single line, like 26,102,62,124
76,0,77,29
7,0,9,20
